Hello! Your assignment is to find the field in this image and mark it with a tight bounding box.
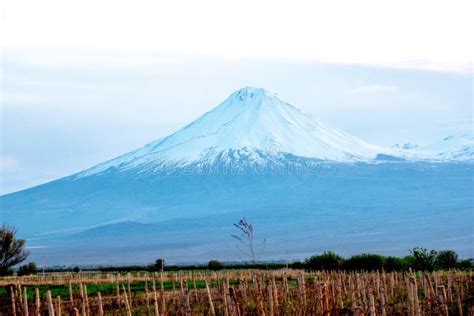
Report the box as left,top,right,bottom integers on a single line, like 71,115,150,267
0,269,473,315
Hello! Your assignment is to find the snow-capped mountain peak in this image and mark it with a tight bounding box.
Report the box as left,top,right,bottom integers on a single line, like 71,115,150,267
78,87,394,176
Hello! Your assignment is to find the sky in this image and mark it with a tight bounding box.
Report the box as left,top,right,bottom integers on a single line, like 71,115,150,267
1,0,473,194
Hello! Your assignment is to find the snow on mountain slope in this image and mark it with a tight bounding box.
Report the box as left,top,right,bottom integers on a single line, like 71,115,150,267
79,87,389,177
392,135,474,162
420,135,474,160
421,135,474,161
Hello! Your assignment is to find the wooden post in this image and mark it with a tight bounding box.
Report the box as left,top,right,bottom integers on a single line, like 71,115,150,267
347,275,356,311
256,275,266,316
151,278,160,316
323,282,329,315
84,284,90,316
122,285,132,316
10,286,17,316
97,292,104,316
79,283,86,316
406,275,414,316
18,284,23,306
225,277,233,315
299,272,307,307
222,277,229,316
145,277,151,316
205,280,216,316
317,282,324,314
193,277,198,302
272,275,279,310
35,288,41,316
23,286,29,316
240,277,247,302
229,287,241,316
380,287,387,316
46,290,55,316
368,292,376,316
55,296,62,316
437,285,449,316
181,281,191,316
69,282,74,306
268,283,274,316
389,273,395,298
410,277,421,316
160,270,166,316
457,292,463,316
127,275,133,309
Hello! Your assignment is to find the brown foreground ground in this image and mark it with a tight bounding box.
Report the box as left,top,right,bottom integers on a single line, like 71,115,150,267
1,269,473,315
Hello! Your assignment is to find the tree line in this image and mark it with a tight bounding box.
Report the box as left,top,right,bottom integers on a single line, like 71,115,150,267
1,224,472,276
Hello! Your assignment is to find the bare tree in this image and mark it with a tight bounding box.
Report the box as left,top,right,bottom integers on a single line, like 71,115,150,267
0,224,29,276
231,218,265,263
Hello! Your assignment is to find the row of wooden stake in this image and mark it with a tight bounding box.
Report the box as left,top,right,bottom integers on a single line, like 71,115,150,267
3,269,472,315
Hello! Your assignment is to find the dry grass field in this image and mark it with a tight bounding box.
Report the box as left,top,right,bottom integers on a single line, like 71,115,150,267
1,269,473,315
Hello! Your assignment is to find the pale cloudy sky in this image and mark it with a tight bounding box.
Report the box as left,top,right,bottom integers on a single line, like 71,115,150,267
1,0,473,194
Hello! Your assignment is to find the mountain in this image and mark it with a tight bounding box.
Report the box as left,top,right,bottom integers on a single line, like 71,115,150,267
392,134,474,162
78,87,388,179
1,87,472,265
420,135,474,161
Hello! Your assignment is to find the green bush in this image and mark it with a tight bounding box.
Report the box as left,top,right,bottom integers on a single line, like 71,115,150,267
151,259,164,271
208,260,224,271
290,261,305,269
456,260,472,270
343,253,384,271
435,250,458,269
409,247,437,271
402,255,416,269
17,262,37,276
305,251,344,271
0,268,13,276
383,256,406,272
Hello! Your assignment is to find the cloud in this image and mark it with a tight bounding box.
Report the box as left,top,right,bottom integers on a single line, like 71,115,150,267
3,49,182,70
25,246,47,249
389,59,472,74
346,84,399,95
438,118,474,136
0,156,20,173
2,1,472,73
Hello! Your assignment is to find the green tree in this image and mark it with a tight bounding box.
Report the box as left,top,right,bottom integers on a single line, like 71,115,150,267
305,251,344,271
17,262,37,276
153,259,164,271
343,253,384,271
435,250,458,270
409,247,437,271
208,260,224,271
1,225,29,276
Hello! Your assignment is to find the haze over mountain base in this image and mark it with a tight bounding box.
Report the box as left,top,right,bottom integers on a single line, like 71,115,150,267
2,162,471,265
